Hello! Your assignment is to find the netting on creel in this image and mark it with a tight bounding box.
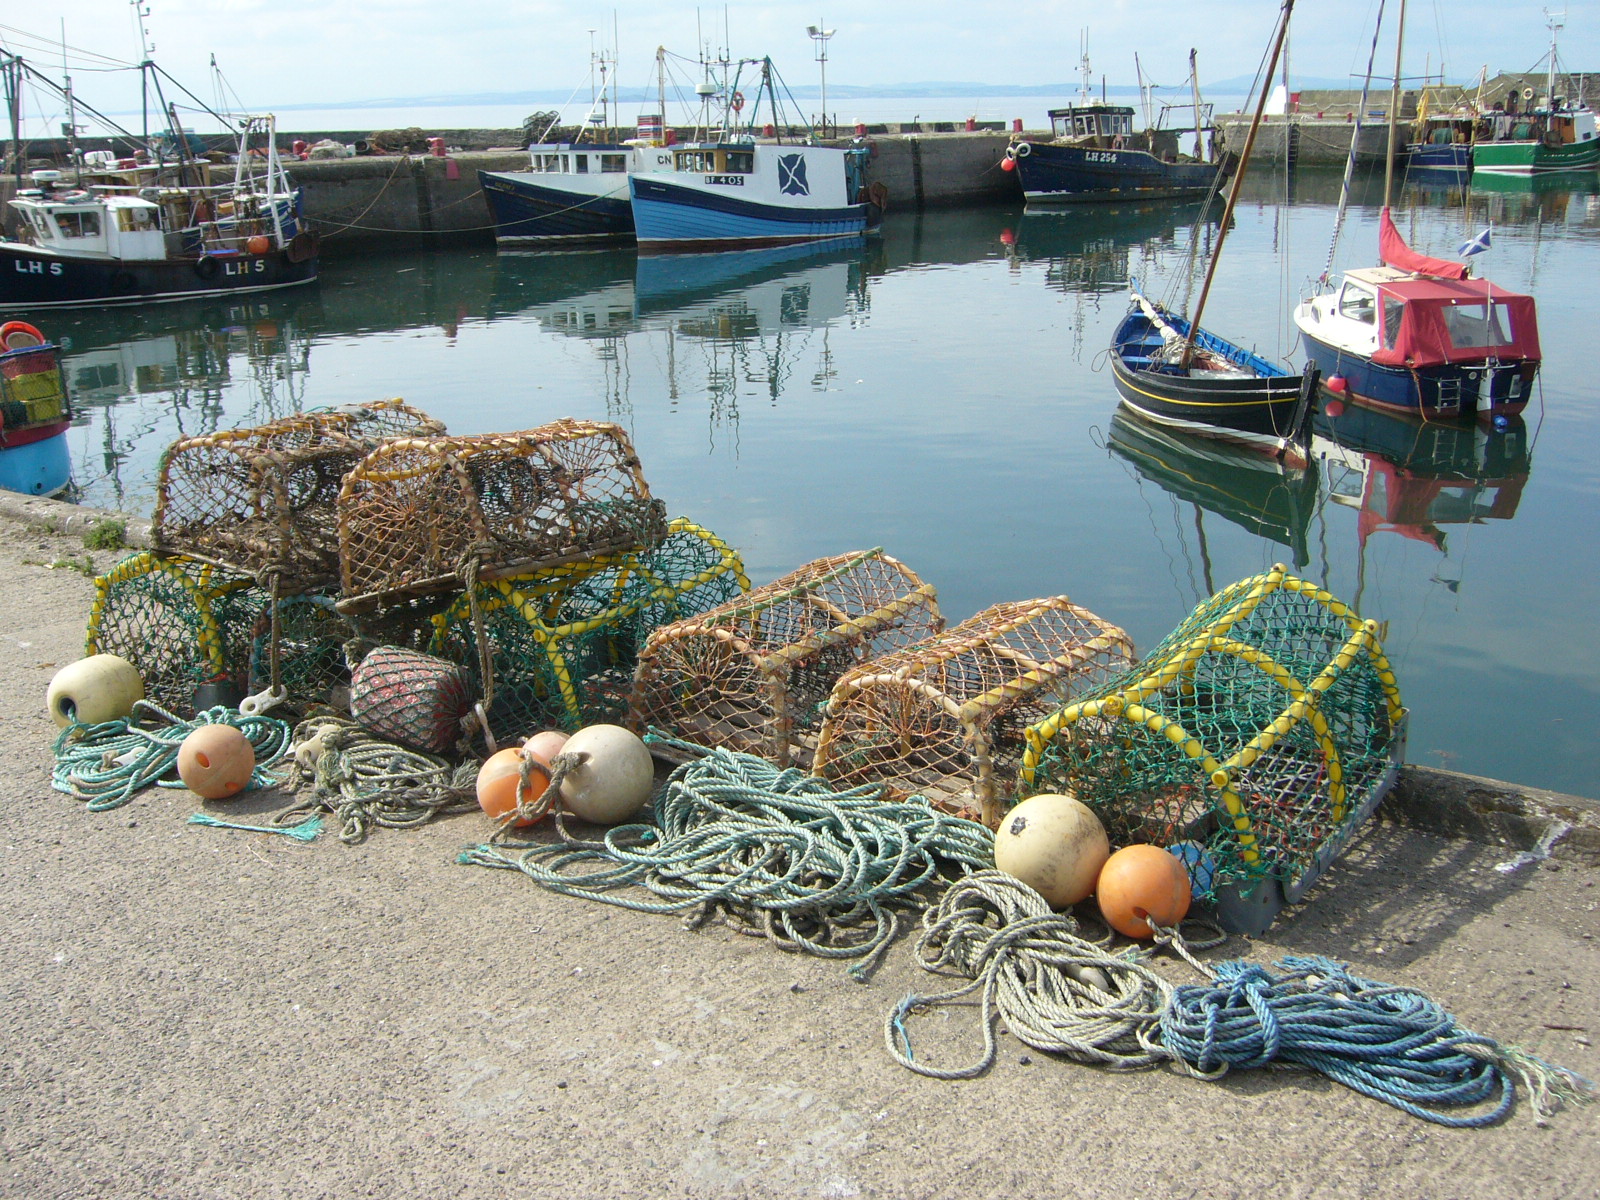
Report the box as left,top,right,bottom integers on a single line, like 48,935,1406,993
813,597,1136,827
336,420,669,613
87,553,262,716
628,549,943,769
1021,566,1406,899
151,399,444,590
88,553,353,718
428,520,748,742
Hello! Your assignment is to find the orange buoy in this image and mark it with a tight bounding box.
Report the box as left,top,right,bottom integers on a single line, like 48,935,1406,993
475,746,552,827
177,724,256,800
1095,844,1191,939
246,235,271,255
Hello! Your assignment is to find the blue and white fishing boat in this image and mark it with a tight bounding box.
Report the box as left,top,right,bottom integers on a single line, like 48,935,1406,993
628,57,881,251
0,321,73,496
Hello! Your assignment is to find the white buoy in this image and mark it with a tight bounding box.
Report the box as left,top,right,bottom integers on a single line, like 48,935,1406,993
46,654,145,728
993,792,1110,909
554,724,654,824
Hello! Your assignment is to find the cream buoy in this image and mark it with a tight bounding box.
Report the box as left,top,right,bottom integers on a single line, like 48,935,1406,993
993,792,1110,908
551,724,653,824
176,724,256,800
47,654,145,728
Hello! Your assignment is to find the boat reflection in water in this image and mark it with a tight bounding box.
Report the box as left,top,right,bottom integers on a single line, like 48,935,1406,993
53,296,314,509
1312,398,1532,601
1005,201,1218,296
1108,404,1319,577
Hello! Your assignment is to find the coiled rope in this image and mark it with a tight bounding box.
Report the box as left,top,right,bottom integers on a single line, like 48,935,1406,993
1162,956,1596,1127
460,738,994,980
886,871,1223,1080
51,701,292,812
887,874,1593,1126
283,715,479,844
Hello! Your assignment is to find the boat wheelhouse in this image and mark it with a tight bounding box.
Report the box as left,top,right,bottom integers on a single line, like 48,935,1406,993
479,139,676,245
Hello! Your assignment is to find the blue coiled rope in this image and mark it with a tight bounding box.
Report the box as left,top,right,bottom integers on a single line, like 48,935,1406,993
1161,955,1593,1127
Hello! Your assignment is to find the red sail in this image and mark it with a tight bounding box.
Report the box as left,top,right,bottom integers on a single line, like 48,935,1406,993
1378,207,1467,280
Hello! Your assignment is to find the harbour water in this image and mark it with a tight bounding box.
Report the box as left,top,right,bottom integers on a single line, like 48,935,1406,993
40,165,1600,796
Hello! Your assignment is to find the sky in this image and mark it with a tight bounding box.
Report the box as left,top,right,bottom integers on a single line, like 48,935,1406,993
1,0,1591,123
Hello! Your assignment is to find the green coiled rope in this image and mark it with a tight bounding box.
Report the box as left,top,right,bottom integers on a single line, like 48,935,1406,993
460,737,995,980
51,700,292,812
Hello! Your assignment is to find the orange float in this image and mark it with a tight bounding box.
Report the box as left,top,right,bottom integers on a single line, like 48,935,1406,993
1095,844,1191,939
475,746,553,827
177,724,256,799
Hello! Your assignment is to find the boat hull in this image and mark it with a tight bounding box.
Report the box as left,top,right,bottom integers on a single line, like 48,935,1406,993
1406,142,1473,172
630,176,872,250
0,422,71,495
1014,142,1226,204
0,242,318,309
478,170,636,244
1109,307,1308,459
1472,138,1600,174
1298,328,1537,419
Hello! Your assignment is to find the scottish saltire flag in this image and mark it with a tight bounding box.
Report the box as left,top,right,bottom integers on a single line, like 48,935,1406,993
1458,227,1493,257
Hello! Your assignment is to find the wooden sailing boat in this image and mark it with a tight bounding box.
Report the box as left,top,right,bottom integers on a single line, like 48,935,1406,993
1107,0,1317,462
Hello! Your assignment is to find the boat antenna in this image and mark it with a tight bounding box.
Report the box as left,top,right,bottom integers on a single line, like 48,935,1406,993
1322,0,1388,283
1189,49,1204,159
1382,0,1406,210
1180,0,1295,369
1078,30,1091,104
60,20,83,184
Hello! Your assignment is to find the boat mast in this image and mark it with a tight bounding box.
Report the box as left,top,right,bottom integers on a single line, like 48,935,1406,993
1189,49,1203,159
1382,0,1406,209
1545,10,1563,109
1180,0,1294,369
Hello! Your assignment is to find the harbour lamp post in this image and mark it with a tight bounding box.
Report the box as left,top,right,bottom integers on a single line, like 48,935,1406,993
807,23,835,136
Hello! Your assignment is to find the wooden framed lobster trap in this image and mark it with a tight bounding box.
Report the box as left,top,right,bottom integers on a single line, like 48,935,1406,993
628,548,943,768
151,398,444,592
1020,565,1407,930
87,552,354,718
336,419,668,614
426,520,748,742
812,597,1136,827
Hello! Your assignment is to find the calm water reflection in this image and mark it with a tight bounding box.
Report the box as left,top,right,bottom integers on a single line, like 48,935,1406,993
48,166,1600,795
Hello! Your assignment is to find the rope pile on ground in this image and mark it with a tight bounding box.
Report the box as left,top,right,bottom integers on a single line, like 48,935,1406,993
459,738,994,980
285,714,479,844
887,873,1594,1126
51,700,292,811
886,871,1221,1080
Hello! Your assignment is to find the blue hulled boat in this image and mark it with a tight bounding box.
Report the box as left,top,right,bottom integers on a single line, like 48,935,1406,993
0,322,73,496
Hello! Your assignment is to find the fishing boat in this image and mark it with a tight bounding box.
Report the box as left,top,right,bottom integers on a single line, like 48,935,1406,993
1405,84,1484,174
478,46,678,246
628,57,880,251
1294,1,1542,421
1472,14,1599,175
1106,0,1314,461
0,115,317,310
0,321,73,496
1004,40,1228,205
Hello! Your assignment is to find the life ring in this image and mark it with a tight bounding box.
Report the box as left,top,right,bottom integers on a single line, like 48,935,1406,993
194,256,220,280
731,91,745,113
1111,135,1125,150
1014,141,1032,158
0,321,46,350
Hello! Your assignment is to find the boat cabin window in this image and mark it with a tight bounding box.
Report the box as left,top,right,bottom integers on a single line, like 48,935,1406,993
572,155,589,174
675,149,715,172
1383,297,1404,346
723,150,754,174
51,209,102,239
1441,301,1514,349
599,154,627,173
1338,284,1377,324
534,154,564,172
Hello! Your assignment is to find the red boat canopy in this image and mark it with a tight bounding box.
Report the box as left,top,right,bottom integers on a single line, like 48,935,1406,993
1369,274,1541,368
1378,207,1467,280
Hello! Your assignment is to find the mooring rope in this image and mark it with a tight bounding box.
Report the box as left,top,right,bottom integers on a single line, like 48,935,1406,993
284,715,480,844
887,873,1594,1126
459,737,994,981
51,700,292,812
